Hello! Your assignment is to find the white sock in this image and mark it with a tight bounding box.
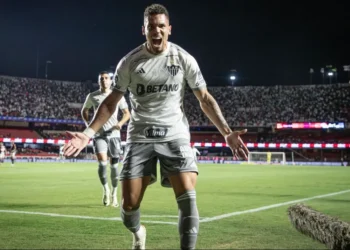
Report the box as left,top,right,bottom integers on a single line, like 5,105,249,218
112,187,117,198
103,184,110,194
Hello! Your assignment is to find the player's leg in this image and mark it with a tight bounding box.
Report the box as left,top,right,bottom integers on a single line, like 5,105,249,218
169,172,198,250
156,140,199,250
94,138,110,206
11,154,15,165
108,137,123,207
120,143,157,250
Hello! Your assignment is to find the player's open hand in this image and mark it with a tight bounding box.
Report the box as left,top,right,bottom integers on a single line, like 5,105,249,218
225,129,249,160
63,131,90,157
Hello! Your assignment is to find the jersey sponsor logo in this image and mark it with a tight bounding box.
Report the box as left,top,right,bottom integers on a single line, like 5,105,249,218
144,126,168,138
136,83,179,96
167,65,180,77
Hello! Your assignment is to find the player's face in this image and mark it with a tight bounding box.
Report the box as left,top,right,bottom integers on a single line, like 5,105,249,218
99,74,112,90
142,14,171,54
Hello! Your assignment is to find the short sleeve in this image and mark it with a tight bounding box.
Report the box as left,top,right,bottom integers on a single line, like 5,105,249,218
185,55,206,90
118,96,129,110
113,58,130,93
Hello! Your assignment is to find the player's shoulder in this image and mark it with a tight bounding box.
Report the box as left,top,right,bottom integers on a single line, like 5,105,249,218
122,44,145,63
169,42,198,66
116,44,146,71
169,42,192,57
125,44,144,58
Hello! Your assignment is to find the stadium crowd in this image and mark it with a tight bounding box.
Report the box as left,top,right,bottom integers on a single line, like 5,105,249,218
0,75,350,127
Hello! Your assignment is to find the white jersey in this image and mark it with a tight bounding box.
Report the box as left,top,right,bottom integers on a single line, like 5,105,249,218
59,146,64,155
114,42,206,143
82,90,129,138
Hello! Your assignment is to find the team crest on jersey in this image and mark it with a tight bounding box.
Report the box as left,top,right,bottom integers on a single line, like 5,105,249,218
167,65,180,77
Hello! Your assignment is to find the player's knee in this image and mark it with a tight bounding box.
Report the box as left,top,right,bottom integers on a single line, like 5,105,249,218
122,201,140,211
122,196,141,211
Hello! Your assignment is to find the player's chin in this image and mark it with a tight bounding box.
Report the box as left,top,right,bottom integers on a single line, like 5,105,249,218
151,44,164,53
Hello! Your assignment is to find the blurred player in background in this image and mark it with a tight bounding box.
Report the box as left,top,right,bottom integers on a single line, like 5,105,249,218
10,141,16,166
81,71,130,207
267,151,271,164
64,4,249,249
191,145,201,163
59,144,65,163
0,142,6,165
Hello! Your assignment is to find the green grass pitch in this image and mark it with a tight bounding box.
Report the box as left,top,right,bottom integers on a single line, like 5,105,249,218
0,162,349,249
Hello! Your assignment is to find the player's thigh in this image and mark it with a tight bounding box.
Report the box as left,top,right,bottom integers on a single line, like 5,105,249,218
107,137,122,159
121,143,157,208
155,139,198,193
122,176,152,209
168,172,197,197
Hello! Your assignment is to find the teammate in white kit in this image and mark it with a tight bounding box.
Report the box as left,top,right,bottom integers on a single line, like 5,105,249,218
10,141,16,166
0,142,6,164
63,4,249,249
81,71,130,207
59,145,65,163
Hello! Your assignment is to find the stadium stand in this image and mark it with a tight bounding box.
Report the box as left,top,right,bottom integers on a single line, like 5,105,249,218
0,75,349,163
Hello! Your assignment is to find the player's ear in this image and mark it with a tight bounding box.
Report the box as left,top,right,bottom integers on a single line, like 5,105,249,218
168,25,172,35
142,26,145,36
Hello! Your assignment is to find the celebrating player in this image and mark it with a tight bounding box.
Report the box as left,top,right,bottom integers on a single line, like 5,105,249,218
64,4,249,249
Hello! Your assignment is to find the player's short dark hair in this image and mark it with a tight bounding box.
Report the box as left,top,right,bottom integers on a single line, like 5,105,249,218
98,71,110,80
99,71,109,76
144,4,169,20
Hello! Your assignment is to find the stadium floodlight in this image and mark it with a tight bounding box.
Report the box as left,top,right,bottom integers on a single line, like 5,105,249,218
108,72,114,77
327,72,333,84
230,76,236,80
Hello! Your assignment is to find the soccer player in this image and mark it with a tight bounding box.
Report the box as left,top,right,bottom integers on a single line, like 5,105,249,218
59,144,65,163
267,151,271,164
81,71,130,207
191,145,201,163
9,141,16,166
0,142,6,164
64,4,249,249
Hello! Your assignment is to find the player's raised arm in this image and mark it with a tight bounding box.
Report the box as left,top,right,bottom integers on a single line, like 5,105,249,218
192,88,249,159
184,54,249,159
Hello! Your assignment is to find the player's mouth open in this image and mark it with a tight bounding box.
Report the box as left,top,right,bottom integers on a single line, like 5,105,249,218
152,38,162,46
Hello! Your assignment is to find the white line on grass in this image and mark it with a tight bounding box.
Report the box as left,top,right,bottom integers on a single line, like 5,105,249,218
1,189,348,225
200,189,350,223
0,210,177,225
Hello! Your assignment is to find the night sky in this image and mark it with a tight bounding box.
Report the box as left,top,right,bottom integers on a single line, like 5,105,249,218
0,0,349,86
